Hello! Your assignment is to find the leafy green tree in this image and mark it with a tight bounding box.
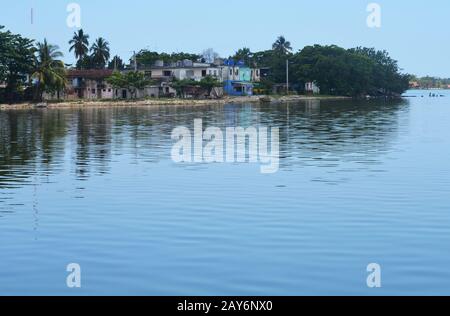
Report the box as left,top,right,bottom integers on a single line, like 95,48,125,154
32,39,67,101
108,55,125,70
133,50,200,68
0,26,36,103
90,37,110,69
125,71,150,98
106,71,152,99
170,78,196,98
76,55,95,69
291,45,410,97
106,71,127,94
199,75,221,96
349,47,410,95
250,49,290,85
170,52,201,63
69,29,89,69
256,78,275,94
232,48,253,66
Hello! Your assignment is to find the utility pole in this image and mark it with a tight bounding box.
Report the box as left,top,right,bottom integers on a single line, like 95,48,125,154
286,59,289,95
31,0,35,25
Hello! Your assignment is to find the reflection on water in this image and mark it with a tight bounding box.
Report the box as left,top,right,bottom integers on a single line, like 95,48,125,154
0,99,408,188
1,96,450,295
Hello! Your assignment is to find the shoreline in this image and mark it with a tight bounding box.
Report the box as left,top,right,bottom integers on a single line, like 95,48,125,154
0,95,352,110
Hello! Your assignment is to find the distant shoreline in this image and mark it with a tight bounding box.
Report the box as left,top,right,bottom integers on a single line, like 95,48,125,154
0,95,353,110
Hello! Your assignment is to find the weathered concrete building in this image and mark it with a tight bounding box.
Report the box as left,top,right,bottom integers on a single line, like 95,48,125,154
66,69,115,100
137,60,221,82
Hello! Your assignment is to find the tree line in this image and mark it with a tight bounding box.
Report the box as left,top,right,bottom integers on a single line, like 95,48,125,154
230,37,411,97
410,76,450,89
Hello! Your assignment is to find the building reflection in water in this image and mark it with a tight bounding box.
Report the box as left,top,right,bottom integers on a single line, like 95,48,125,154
0,99,409,196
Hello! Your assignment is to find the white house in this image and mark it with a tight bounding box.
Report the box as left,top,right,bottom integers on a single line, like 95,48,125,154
145,60,221,82
305,82,320,94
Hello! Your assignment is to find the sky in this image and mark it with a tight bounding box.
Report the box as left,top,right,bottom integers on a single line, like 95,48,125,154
1,0,449,77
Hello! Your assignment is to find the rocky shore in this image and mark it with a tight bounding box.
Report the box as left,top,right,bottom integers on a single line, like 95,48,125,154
0,95,352,110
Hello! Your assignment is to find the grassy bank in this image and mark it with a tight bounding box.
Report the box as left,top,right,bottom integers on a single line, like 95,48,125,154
0,95,352,110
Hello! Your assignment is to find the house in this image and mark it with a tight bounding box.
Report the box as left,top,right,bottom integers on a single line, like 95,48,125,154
139,60,221,82
258,67,270,80
272,83,288,95
172,60,220,81
409,81,420,89
124,59,223,98
219,60,260,82
251,68,261,82
219,59,259,96
66,69,114,100
305,82,320,94
223,80,254,96
63,69,172,100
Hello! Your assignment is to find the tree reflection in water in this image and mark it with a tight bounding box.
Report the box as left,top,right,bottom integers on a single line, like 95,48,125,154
0,99,409,190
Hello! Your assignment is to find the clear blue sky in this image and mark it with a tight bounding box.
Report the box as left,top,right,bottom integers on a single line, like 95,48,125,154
2,0,449,77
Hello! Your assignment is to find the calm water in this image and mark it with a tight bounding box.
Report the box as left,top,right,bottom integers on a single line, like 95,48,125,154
1,90,450,295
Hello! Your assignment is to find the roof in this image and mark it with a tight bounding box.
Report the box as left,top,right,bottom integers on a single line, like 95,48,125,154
225,80,254,86
67,69,114,79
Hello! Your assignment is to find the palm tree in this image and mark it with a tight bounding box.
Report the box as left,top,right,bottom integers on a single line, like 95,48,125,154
32,39,67,101
272,36,292,55
69,29,89,68
91,37,110,69
233,47,253,66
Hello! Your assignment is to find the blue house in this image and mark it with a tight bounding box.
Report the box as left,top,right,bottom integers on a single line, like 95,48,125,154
223,80,254,96
221,59,255,96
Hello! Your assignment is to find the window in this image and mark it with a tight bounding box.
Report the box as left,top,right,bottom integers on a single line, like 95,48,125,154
108,89,111,92
163,70,172,77
229,69,232,76
186,70,194,78
92,89,96,94
202,70,207,77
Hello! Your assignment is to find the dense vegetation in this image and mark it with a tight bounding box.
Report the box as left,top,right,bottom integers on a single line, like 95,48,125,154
106,71,151,99
133,51,201,68
0,26,65,103
230,39,411,97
